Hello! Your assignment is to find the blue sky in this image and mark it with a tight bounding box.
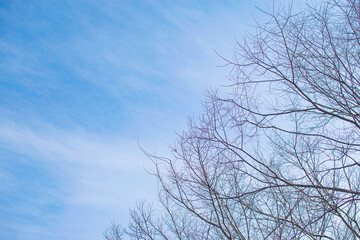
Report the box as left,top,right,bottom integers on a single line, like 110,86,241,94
0,0,296,239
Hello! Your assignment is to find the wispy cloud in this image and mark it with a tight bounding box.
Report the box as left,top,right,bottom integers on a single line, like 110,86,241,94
0,120,158,239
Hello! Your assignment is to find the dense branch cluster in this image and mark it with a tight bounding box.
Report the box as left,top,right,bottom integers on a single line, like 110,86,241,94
106,0,360,239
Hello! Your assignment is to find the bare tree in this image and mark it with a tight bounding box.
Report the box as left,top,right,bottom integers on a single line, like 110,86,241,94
104,221,125,240
108,0,360,239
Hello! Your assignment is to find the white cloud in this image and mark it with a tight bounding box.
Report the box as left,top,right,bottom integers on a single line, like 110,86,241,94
0,121,158,239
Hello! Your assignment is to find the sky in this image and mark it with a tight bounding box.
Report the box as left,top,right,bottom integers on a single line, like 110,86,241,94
0,0,296,239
